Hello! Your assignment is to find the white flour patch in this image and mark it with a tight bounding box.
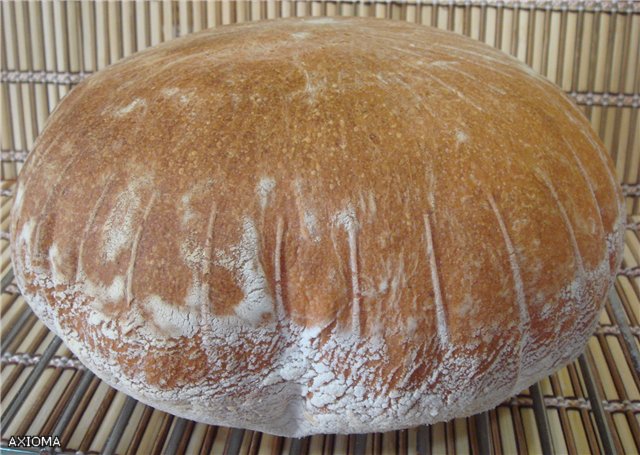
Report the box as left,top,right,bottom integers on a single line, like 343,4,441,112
161,87,194,105
455,130,468,144
113,98,146,117
179,180,214,228
161,87,179,97
102,193,140,262
303,210,320,242
256,177,276,211
291,32,310,40
83,276,126,304
186,280,209,311
181,239,206,271
180,193,196,226
47,243,68,284
215,217,275,326
86,306,119,340
378,277,389,294
106,275,124,302
120,306,146,336
368,192,377,219
333,204,359,232
101,178,151,262
406,317,418,337
293,179,320,242
13,181,26,214
606,211,626,264
142,294,198,339
357,191,377,223
19,219,36,253
87,309,108,326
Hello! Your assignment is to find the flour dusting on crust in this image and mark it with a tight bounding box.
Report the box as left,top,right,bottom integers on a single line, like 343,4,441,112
12,206,623,436
215,217,275,326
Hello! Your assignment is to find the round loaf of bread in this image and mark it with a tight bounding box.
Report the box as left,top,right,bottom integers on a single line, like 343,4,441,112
11,17,625,437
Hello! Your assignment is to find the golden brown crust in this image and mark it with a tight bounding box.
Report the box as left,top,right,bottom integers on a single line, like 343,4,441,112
11,17,625,436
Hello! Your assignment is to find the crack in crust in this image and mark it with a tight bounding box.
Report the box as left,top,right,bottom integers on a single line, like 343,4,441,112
274,216,286,321
76,174,116,281
347,220,361,335
485,192,530,395
535,169,585,275
126,192,158,306
565,137,610,265
423,212,449,348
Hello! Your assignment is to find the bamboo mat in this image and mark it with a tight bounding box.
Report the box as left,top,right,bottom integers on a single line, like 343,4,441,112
1,1,639,454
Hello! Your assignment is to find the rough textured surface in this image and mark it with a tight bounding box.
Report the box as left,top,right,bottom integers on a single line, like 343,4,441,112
10,17,626,437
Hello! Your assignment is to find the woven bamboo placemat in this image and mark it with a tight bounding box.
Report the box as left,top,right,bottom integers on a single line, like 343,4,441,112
1,1,639,454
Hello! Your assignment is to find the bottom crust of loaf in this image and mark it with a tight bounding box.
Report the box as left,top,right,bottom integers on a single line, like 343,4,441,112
17,266,609,438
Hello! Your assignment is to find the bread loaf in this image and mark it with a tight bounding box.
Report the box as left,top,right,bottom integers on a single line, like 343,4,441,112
10,17,625,437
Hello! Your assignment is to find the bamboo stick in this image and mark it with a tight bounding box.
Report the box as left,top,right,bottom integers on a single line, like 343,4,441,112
122,0,136,56
95,0,109,69
163,0,175,42
107,2,124,64
3,1,21,155
135,0,149,51
14,1,36,160
192,0,205,31
53,0,69,100
150,0,162,44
